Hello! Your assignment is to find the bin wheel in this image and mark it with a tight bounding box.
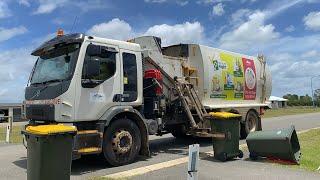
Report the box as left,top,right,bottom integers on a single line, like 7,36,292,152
241,110,259,139
102,118,141,166
238,150,243,158
219,153,228,162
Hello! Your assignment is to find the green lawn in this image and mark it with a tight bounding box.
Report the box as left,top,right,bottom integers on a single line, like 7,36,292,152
263,107,320,118
294,129,320,172
0,125,24,144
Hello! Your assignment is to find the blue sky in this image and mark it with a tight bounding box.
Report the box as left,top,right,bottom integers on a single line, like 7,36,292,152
0,0,320,102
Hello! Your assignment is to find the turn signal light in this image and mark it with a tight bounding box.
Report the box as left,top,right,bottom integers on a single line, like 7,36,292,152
57,28,64,37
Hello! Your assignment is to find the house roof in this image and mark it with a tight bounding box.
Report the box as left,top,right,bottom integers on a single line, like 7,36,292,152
269,96,288,102
0,103,22,108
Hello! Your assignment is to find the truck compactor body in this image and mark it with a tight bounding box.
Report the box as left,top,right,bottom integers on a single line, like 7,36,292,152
23,33,271,166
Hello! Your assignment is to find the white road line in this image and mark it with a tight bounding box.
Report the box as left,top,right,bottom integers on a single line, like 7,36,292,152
102,127,320,179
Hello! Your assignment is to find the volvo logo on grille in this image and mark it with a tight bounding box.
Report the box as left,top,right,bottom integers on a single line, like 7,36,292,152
35,90,41,97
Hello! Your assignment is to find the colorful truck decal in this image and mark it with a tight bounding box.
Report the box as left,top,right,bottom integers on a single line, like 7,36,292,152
209,52,256,100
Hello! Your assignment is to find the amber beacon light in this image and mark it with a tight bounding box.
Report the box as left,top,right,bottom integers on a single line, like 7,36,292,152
57,28,64,37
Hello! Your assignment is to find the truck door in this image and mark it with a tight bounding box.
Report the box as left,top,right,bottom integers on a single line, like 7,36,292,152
74,42,122,121
120,50,140,105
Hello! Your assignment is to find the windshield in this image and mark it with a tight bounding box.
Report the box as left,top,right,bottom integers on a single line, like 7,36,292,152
30,43,80,85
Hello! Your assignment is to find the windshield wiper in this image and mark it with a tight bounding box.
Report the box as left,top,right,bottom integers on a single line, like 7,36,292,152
31,79,64,86
42,79,64,84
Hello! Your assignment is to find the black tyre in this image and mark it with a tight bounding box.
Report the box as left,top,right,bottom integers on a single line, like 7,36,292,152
102,118,141,166
241,110,260,139
238,150,243,158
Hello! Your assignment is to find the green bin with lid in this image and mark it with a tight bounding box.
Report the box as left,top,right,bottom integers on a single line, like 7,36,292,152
208,112,243,161
22,124,77,180
246,125,301,164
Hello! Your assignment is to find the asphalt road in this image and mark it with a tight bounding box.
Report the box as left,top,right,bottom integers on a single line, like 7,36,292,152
0,113,319,180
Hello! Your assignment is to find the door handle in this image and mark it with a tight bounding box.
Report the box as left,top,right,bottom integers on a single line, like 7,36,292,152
113,94,122,102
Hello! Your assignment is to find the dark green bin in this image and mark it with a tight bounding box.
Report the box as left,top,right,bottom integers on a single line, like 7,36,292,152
208,112,243,161
246,125,301,164
22,125,77,180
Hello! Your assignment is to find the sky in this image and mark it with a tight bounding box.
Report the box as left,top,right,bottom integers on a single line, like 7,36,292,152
0,0,320,102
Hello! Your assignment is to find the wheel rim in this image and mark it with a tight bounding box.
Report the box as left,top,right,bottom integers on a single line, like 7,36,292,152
111,130,133,155
248,116,257,132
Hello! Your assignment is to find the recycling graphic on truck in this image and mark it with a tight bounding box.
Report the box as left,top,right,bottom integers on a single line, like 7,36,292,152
209,52,257,100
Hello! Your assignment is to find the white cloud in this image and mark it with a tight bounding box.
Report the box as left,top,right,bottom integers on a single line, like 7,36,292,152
0,89,8,97
144,0,167,3
219,11,280,51
285,25,295,32
177,1,189,6
240,0,258,3
87,18,134,40
264,0,306,19
301,50,319,59
196,0,230,5
211,3,225,16
32,0,108,14
303,11,320,31
0,1,11,18
0,48,36,102
33,0,69,14
144,0,189,6
267,56,320,96
231,9,252,26
18,0,31,7
0,26,28,42
145,21,204,45
87,19,205,46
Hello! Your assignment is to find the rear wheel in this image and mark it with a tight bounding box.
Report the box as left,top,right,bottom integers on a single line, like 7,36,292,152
102,118,141,166
241,110,260,139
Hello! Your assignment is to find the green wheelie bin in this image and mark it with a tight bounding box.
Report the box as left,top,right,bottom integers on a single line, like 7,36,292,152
22,124,77,180
246,125,301,164
208,112,243,161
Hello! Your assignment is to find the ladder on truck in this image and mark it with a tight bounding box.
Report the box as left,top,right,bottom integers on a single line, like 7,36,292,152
144,57,208,131
174,77,207,129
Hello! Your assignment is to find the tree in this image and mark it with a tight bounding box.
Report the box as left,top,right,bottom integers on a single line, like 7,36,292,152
283,94,313,106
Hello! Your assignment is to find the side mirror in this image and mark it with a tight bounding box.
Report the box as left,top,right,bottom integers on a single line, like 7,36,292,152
85,59,100,78
86,44,101,57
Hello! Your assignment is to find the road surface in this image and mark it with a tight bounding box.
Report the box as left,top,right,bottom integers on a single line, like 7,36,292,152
0,113,319,180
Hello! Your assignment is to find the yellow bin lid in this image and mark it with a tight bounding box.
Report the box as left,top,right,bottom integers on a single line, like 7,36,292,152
26,124,77,135
209,112,241,119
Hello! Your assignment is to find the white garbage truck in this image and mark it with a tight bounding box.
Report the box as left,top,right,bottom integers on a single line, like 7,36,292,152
23,32,271,166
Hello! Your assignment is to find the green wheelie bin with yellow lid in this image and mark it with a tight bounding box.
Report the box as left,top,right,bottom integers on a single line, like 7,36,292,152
207,112,243,161
22,124,77,180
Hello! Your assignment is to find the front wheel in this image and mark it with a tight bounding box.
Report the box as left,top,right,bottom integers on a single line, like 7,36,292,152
102,118,141,166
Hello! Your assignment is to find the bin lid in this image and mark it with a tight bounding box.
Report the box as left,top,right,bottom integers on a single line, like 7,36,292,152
26,124,77,135
209,112,241,120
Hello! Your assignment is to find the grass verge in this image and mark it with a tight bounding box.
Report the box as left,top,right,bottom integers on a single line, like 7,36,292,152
263,107,320,118
0,125,24,144
294,128,320,172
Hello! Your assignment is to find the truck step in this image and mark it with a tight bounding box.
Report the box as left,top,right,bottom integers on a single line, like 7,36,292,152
77,147,102,154
74,130,103,155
